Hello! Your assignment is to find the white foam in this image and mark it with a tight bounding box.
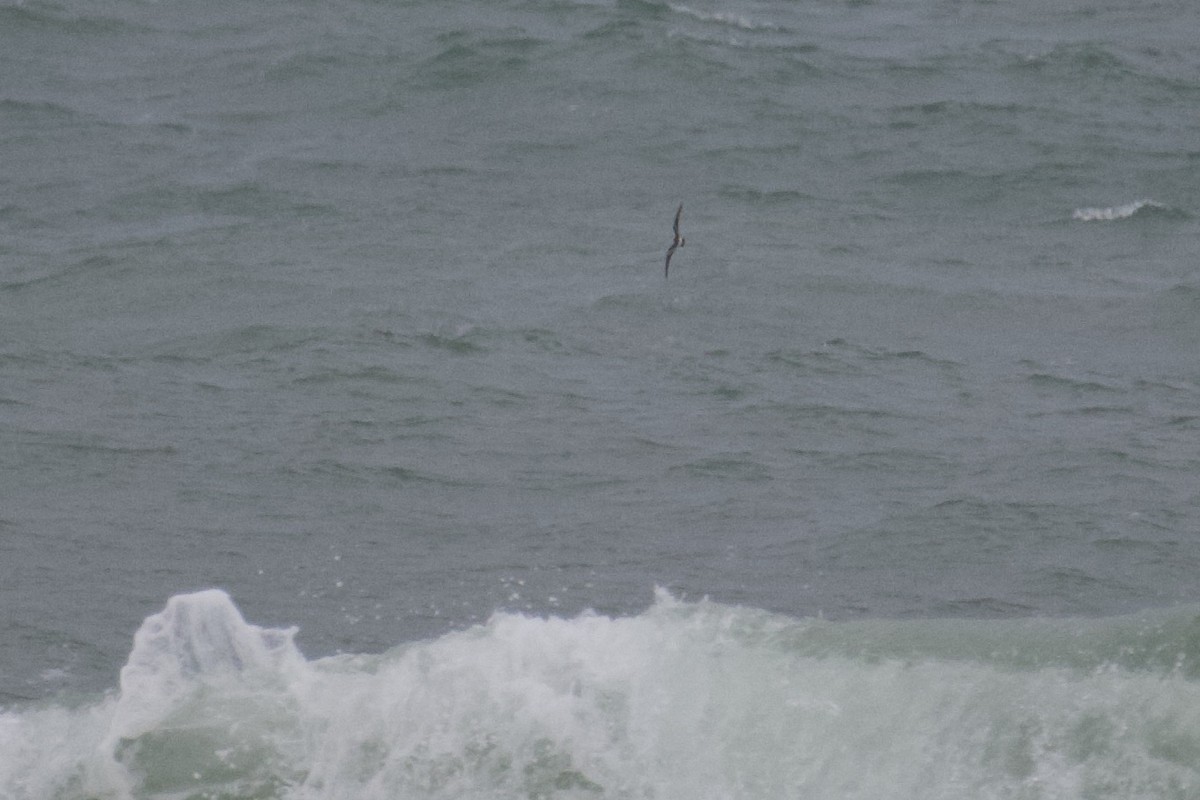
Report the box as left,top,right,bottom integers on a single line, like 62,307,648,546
1072,198,1163,221
6,590,1200,800
109,588,304,744
668,3,778,31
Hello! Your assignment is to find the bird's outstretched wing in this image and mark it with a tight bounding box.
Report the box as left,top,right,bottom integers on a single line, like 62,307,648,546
665,203,684,278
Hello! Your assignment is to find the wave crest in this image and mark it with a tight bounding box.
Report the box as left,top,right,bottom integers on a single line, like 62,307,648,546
6,591,1200,800
1071,199,1166,221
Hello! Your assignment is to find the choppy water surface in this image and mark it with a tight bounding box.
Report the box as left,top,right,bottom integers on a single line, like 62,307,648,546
2,0,1200,796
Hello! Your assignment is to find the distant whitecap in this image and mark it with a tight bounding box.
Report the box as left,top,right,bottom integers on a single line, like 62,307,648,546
1071,199,1164,221
667,3,778,31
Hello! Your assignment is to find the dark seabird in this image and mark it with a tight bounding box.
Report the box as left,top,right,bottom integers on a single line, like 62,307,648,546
665,203,685,278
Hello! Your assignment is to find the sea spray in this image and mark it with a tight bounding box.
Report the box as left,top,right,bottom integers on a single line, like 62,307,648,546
3,590,1200,799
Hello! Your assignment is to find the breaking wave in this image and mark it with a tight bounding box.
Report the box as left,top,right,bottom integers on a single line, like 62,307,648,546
1071,199,1167,221
3,590,1200,799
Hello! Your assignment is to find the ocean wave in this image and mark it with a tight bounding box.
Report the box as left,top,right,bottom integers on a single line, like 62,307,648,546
1071,199,1166,221
4,590,1200,800
667,3,781,32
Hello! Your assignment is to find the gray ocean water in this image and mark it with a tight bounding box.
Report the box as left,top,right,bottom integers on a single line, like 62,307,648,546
3,0,1200,797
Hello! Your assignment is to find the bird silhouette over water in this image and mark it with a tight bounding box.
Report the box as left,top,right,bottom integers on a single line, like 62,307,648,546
665,203,684,278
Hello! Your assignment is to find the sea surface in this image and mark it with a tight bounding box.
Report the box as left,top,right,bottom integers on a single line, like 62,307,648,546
3,0,1200,797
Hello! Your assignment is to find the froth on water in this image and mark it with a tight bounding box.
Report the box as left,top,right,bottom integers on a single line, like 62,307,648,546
3,590,1200,800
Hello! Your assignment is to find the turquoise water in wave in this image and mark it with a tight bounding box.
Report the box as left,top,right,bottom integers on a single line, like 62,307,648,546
3,0,1200,796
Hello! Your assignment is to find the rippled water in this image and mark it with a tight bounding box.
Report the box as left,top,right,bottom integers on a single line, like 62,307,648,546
2,0,1200,794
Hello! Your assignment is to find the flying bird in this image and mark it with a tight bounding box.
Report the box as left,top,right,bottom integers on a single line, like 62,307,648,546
665,203,685,278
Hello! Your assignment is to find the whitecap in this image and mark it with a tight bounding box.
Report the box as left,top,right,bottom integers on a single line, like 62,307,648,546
668,3,778,32
1071,198,1164,221
8,591,1200,800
